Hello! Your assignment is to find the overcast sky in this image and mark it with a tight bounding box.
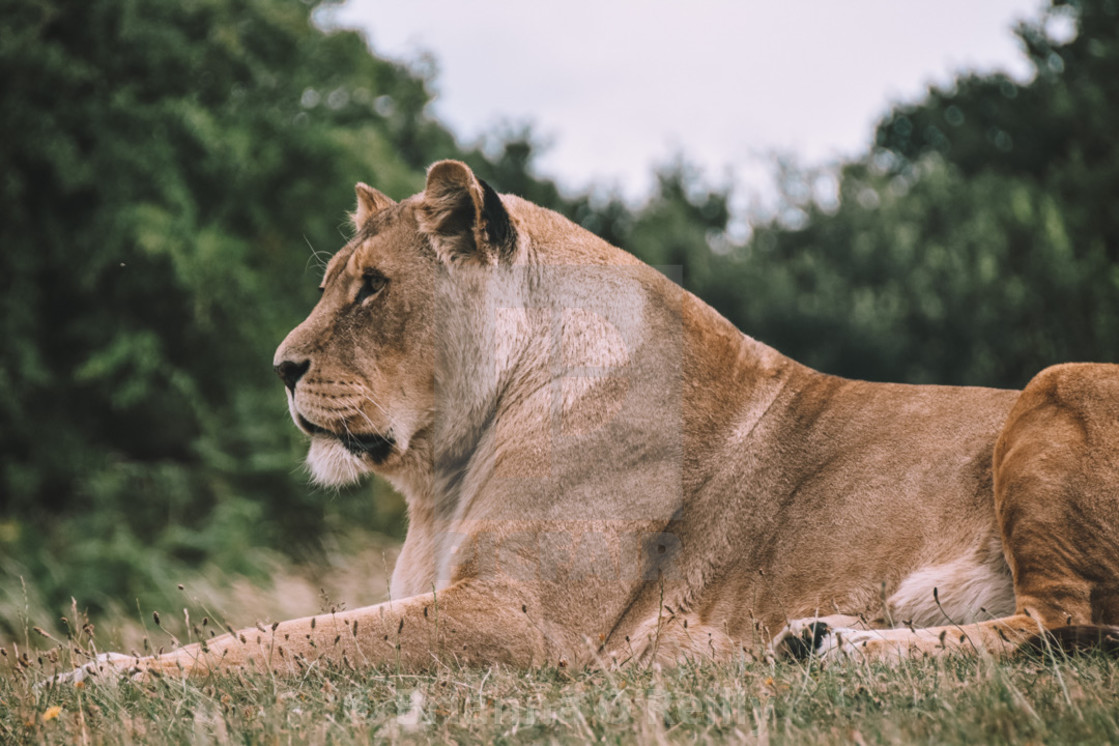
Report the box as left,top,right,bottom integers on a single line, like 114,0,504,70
324,0,1044,204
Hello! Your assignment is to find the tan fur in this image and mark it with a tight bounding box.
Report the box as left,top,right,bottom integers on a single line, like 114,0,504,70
58,162,1119,683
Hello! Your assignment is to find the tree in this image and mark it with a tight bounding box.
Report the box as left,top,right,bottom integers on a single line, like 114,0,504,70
690,0,1119,387
0,0,529,625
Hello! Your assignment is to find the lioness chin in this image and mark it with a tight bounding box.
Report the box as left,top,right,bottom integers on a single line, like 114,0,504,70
57,160,1119,683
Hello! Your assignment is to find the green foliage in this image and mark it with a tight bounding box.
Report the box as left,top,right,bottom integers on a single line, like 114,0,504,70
723,0,1119,386
576,1,1119,389
0,0,457,631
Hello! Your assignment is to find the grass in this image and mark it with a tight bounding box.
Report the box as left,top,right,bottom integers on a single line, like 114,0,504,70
3,538,1119,744
5,634,1119,743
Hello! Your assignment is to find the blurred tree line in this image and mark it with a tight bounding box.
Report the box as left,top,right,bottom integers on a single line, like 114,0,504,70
1,0,1116,634
725,0,1119,386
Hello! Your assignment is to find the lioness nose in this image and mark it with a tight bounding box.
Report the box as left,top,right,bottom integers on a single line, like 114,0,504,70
274,359,310,391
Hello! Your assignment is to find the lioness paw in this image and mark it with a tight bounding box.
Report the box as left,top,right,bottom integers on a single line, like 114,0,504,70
772,620,878,662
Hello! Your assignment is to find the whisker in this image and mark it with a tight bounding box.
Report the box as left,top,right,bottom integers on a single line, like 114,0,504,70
356,389,391,420
345,403,379,433
302,235,331,274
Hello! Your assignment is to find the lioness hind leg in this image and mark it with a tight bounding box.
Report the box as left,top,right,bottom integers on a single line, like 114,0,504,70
770,615,868,661
773,614,1043,663
774,365,1119,666
994,363,1119,629
773,614,1119,663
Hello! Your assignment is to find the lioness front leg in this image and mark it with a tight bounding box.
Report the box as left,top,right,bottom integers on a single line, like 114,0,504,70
56,583,556,683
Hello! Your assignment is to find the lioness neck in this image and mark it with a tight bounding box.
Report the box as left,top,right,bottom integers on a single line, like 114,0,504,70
677,286,810,482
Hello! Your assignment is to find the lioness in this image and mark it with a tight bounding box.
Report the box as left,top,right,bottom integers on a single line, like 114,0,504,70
62,160,1118,682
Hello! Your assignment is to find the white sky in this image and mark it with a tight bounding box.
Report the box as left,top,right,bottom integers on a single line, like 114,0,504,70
323,0,1043,205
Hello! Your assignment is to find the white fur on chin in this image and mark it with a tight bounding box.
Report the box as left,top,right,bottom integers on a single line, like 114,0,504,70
306,436,369,486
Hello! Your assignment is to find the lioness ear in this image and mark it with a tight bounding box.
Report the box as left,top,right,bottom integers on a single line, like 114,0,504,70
352,183,396,230
417,160,517,263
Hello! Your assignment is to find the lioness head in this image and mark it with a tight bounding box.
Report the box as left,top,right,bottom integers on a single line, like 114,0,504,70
273,161,519,486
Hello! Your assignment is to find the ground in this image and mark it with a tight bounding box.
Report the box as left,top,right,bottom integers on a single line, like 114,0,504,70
5,644,1119,744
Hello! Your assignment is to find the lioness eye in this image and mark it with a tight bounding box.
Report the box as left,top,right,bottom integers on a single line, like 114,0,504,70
356,269,388,303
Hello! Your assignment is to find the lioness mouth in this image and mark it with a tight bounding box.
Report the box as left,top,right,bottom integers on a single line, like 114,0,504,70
297,414,395,462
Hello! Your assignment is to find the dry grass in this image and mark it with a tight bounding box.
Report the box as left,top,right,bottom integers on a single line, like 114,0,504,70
4,539,1119,744
2,531,400,660
5,646,1119,744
